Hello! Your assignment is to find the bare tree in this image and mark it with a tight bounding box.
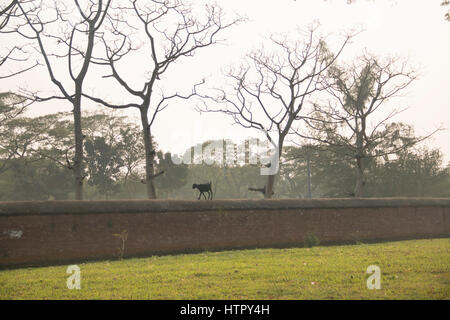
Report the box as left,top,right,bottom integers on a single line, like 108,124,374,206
82,0,242,199
12,0,112,199
296,53,438,197
199,27,353,198
0,0,17,30
0,0,39,79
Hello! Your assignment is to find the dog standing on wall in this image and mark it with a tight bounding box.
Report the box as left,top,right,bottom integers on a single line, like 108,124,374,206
192,182,213,200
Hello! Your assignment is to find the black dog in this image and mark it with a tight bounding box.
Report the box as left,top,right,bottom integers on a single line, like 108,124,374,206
192,182,213,200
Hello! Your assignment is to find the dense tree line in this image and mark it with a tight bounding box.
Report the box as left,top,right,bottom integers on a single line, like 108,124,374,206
0,1,447,200
1,101,448,200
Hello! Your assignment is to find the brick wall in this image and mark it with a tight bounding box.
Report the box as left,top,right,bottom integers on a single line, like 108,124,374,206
1,198,449,268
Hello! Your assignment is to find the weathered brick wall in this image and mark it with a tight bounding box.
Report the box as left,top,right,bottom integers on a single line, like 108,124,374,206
0,198,449,268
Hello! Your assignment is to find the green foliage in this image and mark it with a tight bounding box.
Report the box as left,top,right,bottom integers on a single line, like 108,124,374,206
304,232,320,248
281,143,450,199
84,136,124,198
281,145,355,198
0,92,35,175
1,100,448,200
366,147,450,197
154,152,188,199
0,108,147,200
0,158,73,201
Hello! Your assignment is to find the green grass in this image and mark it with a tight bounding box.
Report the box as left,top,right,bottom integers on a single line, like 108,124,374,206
1,238,449,300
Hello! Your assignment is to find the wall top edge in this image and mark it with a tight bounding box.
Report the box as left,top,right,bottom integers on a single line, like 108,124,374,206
0,198,449,216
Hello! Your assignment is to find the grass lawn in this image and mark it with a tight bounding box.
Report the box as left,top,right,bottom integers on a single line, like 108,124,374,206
0,238,449,300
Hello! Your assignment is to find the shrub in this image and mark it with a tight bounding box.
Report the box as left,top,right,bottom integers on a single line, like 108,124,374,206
304,232,320,248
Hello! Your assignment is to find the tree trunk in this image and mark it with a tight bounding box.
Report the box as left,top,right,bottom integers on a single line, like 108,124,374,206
354,156,365,197
306,154,312,199
140,108,157,199
265,174,275,199
73,90,84,200
264,137,283,199
354,127,365,198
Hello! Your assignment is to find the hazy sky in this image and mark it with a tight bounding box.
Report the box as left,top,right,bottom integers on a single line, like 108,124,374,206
2,0,450,163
